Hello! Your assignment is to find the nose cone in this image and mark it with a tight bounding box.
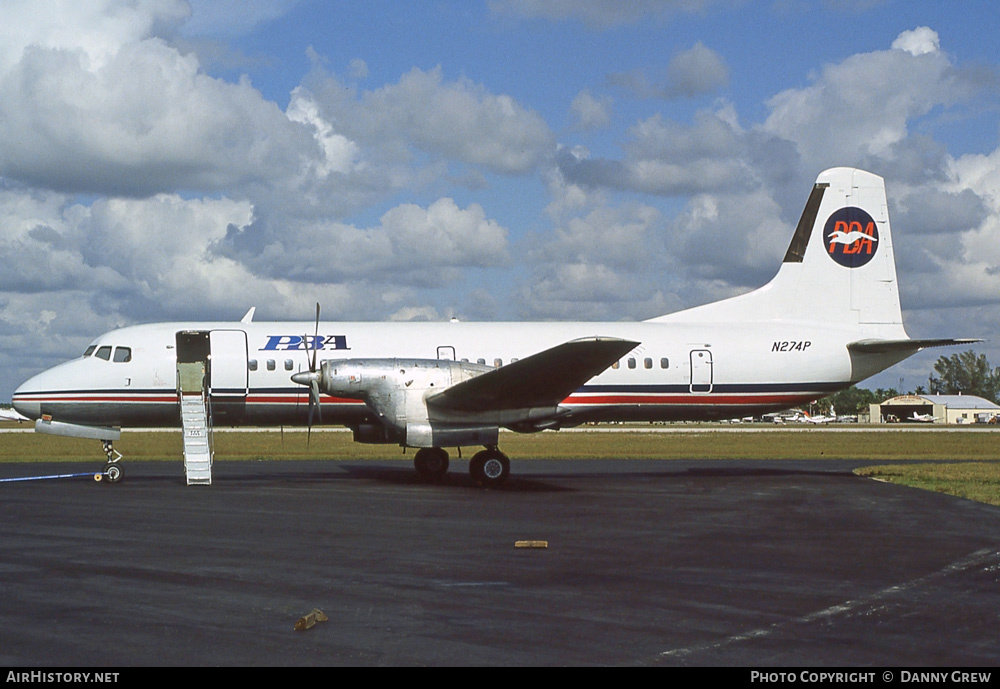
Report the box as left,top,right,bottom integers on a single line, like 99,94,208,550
12,376,43,420
12,358,83,421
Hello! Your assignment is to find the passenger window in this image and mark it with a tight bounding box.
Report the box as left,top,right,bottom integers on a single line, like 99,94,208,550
494,358,503,368
266,359,275,371
95,346,112,361
660,358,669,369
284,359,294,371
644,358,652,369
248,360,258,371
113,347,132,363
477,358,486,365
611,360,619,369
627,358,636,369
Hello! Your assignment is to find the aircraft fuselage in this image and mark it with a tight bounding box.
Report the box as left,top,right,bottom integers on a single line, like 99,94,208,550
13,319,872,431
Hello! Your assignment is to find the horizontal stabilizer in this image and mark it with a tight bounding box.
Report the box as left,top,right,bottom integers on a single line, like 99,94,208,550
428,337,638,412
848,338,982,354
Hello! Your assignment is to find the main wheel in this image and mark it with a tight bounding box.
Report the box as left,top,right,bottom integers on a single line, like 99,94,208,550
414,447,449,480
104,462,123,483
469,449,509,488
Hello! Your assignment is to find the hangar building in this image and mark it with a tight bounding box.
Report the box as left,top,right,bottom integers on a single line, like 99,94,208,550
870,394,1000,424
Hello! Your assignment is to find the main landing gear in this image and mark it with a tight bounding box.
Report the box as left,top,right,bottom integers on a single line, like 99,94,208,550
413,447,450,480
470,447,510,488
100,439,123,484
412,446,510,488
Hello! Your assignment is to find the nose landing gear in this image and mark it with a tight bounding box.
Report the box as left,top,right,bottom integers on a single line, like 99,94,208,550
101,440,123,483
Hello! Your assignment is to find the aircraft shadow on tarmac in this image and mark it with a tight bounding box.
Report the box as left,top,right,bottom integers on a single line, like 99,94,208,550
0,460,859,493
277,462,858,490
218,462,857,491
314,463,574,493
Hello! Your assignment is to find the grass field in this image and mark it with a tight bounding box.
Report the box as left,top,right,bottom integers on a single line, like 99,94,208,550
3,423,999,505
856,462,1000,506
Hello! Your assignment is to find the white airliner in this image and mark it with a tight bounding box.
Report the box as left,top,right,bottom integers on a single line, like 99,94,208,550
11,168,975,486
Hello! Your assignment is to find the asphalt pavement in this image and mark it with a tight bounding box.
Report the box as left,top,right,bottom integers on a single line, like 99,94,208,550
1,457,998,666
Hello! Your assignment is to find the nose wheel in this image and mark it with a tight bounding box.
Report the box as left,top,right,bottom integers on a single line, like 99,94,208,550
103,462,123,483
100,440,123,484
469,448,510,488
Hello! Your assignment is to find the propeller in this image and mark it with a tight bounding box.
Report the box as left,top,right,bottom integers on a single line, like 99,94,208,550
291,302,322,444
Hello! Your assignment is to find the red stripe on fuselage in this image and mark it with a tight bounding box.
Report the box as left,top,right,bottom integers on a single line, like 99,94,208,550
563,393,818,406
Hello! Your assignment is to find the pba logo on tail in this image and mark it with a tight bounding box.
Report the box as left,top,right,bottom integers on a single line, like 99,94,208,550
823,207,879,268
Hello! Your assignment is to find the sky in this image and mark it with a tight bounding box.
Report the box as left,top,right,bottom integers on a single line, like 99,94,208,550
2,0,999,400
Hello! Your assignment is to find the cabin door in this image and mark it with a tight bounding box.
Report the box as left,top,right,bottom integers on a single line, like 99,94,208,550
689,349,713,394
208,329,249,423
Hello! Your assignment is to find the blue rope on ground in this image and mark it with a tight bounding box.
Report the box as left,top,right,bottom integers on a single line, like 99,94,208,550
0,471,102,483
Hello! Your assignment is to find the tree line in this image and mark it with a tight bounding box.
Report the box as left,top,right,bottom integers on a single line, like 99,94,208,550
820,350,1000,414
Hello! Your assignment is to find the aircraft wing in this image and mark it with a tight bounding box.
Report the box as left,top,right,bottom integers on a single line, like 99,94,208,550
848,338,982,354
427,337,638,413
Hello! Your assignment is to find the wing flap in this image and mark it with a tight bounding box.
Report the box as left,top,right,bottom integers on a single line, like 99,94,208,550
427,337,638,413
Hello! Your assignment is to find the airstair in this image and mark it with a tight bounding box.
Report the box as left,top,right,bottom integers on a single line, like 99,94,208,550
178,362,213,485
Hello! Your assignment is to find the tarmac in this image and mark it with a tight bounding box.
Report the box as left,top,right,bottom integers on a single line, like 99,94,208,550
1,457,999,666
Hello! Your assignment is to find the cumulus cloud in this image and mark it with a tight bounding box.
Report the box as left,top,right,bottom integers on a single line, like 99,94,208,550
0,0,190,74
570,90,613,130
280,64,556,217
0,2,316,197
891,26,940,56
895,148,1000,311
515,201,672,320
558,107,753,196
664,42,730,98
286,93,362,176
0,183,355,404
609,43,729,100
762,28,980,169
215,197,509,287
667,188,789,288
357,67,555,174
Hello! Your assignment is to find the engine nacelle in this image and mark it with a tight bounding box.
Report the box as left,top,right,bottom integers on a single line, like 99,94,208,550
315,358,498,448
318,357,492,399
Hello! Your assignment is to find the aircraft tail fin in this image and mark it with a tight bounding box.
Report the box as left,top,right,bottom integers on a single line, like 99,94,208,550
648,167,905,335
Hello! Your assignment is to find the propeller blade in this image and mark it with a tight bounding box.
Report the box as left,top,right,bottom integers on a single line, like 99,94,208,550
310,378,322,425
298,302,322,446
306,379,316,447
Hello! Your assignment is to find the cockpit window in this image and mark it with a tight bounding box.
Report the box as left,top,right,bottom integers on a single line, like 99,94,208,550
113,347,132,363
95,346,112,361
84,345,97,357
